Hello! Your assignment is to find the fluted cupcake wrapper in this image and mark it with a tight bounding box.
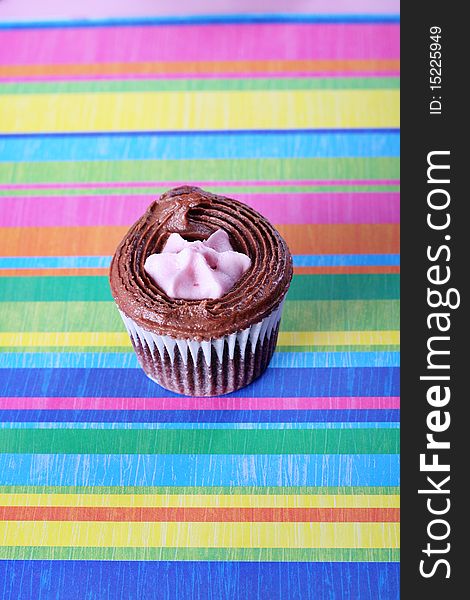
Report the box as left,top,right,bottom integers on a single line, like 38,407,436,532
119,302,284,396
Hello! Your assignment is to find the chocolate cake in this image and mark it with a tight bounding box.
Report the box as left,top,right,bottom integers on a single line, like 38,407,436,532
109,186,293,396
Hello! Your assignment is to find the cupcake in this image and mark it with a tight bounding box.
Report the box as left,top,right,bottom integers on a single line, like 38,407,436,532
109,186,293,396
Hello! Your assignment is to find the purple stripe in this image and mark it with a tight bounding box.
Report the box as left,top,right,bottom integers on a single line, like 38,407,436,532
0,0,401,21
0,24,399,66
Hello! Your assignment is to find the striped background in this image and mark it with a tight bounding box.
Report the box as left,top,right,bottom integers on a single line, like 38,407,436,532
0,4,400,599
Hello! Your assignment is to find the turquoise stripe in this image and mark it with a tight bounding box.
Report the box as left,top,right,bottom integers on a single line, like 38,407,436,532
0,254,401,269
0,132,400,162
0,453,400,486
0,352,400,369
0,256,112,269
0,422,400,430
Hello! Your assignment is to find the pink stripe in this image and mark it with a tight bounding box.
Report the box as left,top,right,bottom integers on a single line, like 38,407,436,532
0,0,401,21
0,397,400,410
0,25,399,66
0,180,400,190
0,193,399,227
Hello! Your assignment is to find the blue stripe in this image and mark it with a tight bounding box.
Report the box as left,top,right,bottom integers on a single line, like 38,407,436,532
0,454,400,486
0,410,400,424
0,561,400,600
0,352,400,369
0,421,399,430
0,15,401,30
0,254,401,269
294,254,400,267
0,132,400,162
0,367,400,398
0,128,401,141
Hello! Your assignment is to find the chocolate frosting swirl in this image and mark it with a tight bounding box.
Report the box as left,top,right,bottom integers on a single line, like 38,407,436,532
109,186,293,341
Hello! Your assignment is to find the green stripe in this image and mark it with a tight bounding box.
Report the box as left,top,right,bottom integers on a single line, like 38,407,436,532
284,299,400,329
0,77,400,95
0,546,400,562
0,300,400,332
0,157,400,184
0,485,399,494
0,275,400,302
0,429,399,454
0,185,401,197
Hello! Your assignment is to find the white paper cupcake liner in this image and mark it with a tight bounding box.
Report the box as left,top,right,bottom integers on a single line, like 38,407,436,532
118,300,285,396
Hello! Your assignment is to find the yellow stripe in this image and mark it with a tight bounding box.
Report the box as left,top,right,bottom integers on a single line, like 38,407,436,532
0,90,399,133
0,332,129,347
0,521,399,548
278,331,399,346
0,494,400,509
0,330,399,347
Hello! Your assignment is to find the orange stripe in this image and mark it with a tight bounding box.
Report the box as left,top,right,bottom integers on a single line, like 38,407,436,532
0,266,400,278
276,224,400,254
0,224,400,257
0,59,400,78
0,506,400,523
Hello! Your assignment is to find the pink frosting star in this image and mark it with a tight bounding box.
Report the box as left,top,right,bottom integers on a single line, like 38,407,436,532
144,229,251,300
